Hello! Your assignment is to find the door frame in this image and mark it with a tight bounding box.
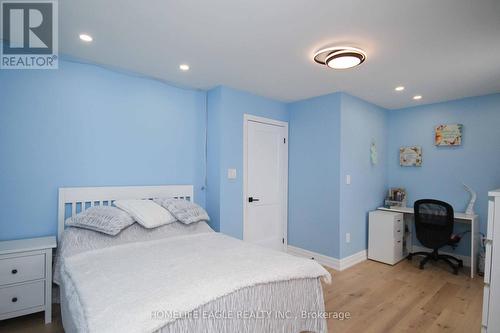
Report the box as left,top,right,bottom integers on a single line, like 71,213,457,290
243,114,289,249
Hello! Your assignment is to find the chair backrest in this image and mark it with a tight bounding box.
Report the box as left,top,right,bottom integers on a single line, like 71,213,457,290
414,199,454,249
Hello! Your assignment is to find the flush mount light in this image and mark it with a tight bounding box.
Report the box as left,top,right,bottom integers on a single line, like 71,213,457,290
395,86,405,91
79,34,93,42
179,64,190,71
314,46,366,70
413,95,423,100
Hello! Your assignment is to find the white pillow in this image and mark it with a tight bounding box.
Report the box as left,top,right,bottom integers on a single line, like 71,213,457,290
113,199,177,228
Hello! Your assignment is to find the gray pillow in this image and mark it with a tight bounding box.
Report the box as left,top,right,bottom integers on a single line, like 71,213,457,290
65,206,135,235
154,198,210,224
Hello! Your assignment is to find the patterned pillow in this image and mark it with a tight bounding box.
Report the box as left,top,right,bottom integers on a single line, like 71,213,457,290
65,206,135,236
154,198,210,224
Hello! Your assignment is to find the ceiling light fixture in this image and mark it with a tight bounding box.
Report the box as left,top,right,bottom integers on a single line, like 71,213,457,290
314,46,366,70
395,86,405,91
79,34,93,42
179,64,190,71
413,95,422,100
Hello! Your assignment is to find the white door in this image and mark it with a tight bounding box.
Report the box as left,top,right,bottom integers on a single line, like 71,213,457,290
244,115,288,251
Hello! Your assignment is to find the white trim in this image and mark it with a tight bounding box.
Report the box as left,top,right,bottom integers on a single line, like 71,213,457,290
243,114,288,250
340,250,368,270
58,185,194,241
287,245,340,270
286,245,367,271
411,245,471,268
243,114,289,128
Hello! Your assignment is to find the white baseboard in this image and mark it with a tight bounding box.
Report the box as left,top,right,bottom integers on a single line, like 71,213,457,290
339,249,368,270
286,245,367,271
411,245,471,267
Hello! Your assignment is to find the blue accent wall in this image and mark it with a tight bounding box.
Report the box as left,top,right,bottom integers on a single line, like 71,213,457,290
288,93,342,258
206,86,288,239
339,94,388,258
2,54,499,263
206,88,222,232
287,93,389,259
0,60,207,240
388,94,500,254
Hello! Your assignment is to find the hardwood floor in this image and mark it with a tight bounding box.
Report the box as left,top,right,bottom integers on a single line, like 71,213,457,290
0,304,63,333
0,259,483,333
323,259,483,333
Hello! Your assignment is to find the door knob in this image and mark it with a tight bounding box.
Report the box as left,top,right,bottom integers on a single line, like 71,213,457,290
248,197,260,203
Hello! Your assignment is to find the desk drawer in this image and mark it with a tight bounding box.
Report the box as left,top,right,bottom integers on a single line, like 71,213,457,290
0,280,44,314
485,242,493,284
482,284,490,327
487,200,494,241
0,254,45,285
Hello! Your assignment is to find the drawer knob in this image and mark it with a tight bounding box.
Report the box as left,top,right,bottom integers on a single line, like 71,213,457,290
11,269,18,274
11,297,18,303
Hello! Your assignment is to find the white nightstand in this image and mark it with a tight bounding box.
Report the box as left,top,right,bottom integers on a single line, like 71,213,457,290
0,236,57,323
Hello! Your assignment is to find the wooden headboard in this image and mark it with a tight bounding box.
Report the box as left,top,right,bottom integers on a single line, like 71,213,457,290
57,185,194,240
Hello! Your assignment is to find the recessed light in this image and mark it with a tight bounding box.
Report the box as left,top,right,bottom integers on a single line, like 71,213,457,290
79,34,93,42
179,64,190,71
413,95,422,100
395,86,405,91
314,46,366,70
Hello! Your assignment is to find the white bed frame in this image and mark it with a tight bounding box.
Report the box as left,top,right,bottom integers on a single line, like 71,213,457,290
57,185,194,240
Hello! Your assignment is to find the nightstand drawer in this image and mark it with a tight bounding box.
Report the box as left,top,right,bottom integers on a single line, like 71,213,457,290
0,254,45,285
0,280,44,314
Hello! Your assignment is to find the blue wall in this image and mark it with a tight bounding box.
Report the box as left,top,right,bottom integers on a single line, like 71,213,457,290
287,93,389,259
0,60,207,240
288,93,342,258
388,94,500,253
206,88,222,232
2,55,499,263
206,86,288,238
339,94,388,258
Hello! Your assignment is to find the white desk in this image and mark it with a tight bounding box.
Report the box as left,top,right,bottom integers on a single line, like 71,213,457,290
378,207,479,278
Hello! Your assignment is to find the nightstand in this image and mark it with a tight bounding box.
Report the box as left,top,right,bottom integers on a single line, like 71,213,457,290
0,236,57,323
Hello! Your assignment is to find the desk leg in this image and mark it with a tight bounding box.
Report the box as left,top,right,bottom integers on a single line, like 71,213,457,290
469,217,479,279
471,217,479,279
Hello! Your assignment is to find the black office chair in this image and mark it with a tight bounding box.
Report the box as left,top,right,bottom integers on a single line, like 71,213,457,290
407,199,463,275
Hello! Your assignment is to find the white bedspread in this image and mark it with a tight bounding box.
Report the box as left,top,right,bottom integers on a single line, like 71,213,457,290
60,232,330,333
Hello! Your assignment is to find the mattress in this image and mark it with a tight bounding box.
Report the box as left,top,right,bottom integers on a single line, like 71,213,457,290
61,275,326,333
56,223,328,333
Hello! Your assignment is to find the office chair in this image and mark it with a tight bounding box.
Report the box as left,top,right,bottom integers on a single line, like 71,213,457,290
407,199,463,275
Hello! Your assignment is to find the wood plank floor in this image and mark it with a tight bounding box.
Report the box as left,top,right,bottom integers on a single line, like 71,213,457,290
0,259,483,333
323,259,483,333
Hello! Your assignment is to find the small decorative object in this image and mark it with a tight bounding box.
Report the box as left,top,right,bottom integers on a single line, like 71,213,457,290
370,141,378,165
435,124,463,146
385,188,407,208
463,183,477,215
400,146,422,166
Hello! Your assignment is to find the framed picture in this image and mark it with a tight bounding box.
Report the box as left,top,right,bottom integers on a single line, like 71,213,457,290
435,124,463,146
400,146,422,166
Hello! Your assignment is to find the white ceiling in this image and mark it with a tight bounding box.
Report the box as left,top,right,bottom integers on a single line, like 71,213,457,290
60,0,500,109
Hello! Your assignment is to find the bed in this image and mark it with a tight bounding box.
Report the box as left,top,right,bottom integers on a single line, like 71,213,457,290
54,185,330,333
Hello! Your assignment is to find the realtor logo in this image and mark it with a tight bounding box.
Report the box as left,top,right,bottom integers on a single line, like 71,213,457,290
1,0,58,69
